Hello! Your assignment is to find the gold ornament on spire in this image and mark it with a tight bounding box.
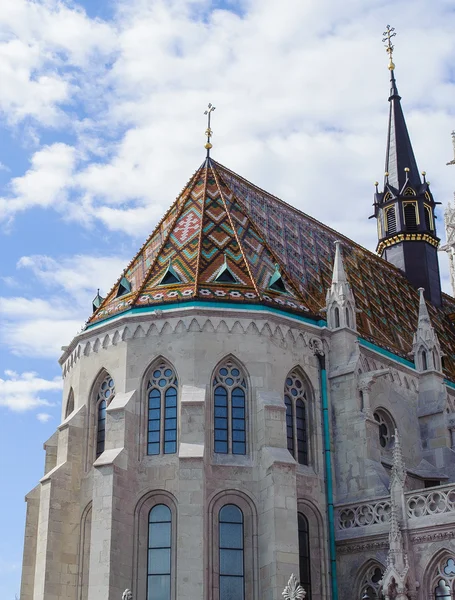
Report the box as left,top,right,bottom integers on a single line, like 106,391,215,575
382,25,396,71
204,103,216,157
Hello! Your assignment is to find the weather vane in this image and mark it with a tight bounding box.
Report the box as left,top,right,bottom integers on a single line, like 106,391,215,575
382,25,396,71
204,103,216,157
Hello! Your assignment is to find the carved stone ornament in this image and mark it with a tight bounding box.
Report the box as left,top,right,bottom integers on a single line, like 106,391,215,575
282,573,306,600
309,337,324,357
122,590,133,600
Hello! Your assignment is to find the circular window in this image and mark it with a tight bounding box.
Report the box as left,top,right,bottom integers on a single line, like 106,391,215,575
373,411,395,451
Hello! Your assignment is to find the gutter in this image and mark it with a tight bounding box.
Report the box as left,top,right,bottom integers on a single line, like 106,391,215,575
317,352,338,600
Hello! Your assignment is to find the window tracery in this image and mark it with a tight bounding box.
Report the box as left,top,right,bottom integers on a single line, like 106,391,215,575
373,410,395,452
359,565,385,600
285,370,309,465
147,361,178,455
96,374,115,457
213,360,247,455
432,556,455,600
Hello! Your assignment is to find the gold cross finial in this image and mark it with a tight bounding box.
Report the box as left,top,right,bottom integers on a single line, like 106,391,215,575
204,103,216,157
382,25,396,71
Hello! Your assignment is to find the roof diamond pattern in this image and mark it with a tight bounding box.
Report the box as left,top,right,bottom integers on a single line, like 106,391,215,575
89,158,455,380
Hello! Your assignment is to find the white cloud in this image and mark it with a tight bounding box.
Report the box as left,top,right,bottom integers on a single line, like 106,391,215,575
0,370,62,412
0,253,128,357
0,143,76,221
36,412,53,423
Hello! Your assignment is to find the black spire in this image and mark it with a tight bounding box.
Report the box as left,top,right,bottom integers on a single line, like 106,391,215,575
373,26,442,307
385,69,421,191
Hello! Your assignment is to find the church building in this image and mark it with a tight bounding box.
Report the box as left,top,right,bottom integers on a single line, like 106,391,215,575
20,27,455,600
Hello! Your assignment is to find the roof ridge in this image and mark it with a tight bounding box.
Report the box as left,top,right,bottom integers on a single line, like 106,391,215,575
89,161,206,323
193,159,210,294
213,161,320,314
131,162,207,305
211,162,262,299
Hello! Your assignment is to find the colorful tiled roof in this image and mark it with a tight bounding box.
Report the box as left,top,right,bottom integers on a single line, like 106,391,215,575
89,158,455,380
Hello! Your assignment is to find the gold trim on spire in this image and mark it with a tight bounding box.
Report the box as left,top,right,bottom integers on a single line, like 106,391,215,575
204,103,216,157
383,24,396,71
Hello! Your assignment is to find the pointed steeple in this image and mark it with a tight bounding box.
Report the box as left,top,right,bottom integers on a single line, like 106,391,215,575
385,70,421,192
325,241,357,331
412,288,442,372
373,26,442,307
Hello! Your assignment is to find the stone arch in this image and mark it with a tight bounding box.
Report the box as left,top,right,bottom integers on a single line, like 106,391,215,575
65,387,75,418
139,356,179,460
354,559,386,600
133,489,178,600
77,502,92,600
207,488,258,600
210,355,251,457
85,368,115,469
423,547,455,600
297,498,327,600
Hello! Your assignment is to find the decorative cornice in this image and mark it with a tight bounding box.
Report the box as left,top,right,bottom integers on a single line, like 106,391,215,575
337,539,389,554
410,529,455,544
61,314,320,378
377,232,439,255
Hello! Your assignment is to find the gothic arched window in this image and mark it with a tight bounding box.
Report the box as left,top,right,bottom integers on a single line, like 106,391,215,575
285,370,309,465
334,306,340,328
298,514,311,600
148,504,172,600
96,374,115,457
219,504,244,600
431,556,455,600
213,360,247,455
358,564,385,600
65,388,74,418
147,361,178,455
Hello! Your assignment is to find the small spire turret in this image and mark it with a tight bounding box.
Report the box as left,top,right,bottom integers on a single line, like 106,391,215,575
325,241,357,331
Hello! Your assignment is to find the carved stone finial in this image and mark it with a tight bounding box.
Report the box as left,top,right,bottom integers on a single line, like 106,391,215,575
282,573,306,600
390,429,406,488
122,590,133,600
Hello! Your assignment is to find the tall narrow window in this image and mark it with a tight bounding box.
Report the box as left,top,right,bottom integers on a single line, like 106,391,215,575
404,202,418,231
424,205,433,231
213,360,247,455
284,370,309,465
147,361,178,455
422,350,428,371
148,504,172,600
219,505,244,600
334,306,340,328
385,207,397,234
96,374,115,458
65,388,74,418
298,514,311,600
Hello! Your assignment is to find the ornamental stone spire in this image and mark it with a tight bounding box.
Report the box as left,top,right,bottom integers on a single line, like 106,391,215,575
412,288,442,372
325,241,357,331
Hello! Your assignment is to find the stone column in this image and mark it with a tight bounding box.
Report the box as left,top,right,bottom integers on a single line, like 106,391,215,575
257,390,299,600
177,385,206,600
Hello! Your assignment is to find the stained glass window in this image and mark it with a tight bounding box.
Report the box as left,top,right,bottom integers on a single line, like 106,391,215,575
284,371,308,465
147,362,178,455
298,514,311,600
219,505,244,600
213,361,247,455
147,505,172,600
96,374,115,457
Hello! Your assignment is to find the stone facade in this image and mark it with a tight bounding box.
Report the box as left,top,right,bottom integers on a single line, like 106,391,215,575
19,290,455,600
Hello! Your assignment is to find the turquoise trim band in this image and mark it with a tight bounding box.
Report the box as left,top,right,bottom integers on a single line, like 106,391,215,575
86,300,327,330
358,338,415,369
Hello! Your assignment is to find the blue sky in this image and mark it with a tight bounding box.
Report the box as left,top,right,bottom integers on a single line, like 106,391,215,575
1,0,454,596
